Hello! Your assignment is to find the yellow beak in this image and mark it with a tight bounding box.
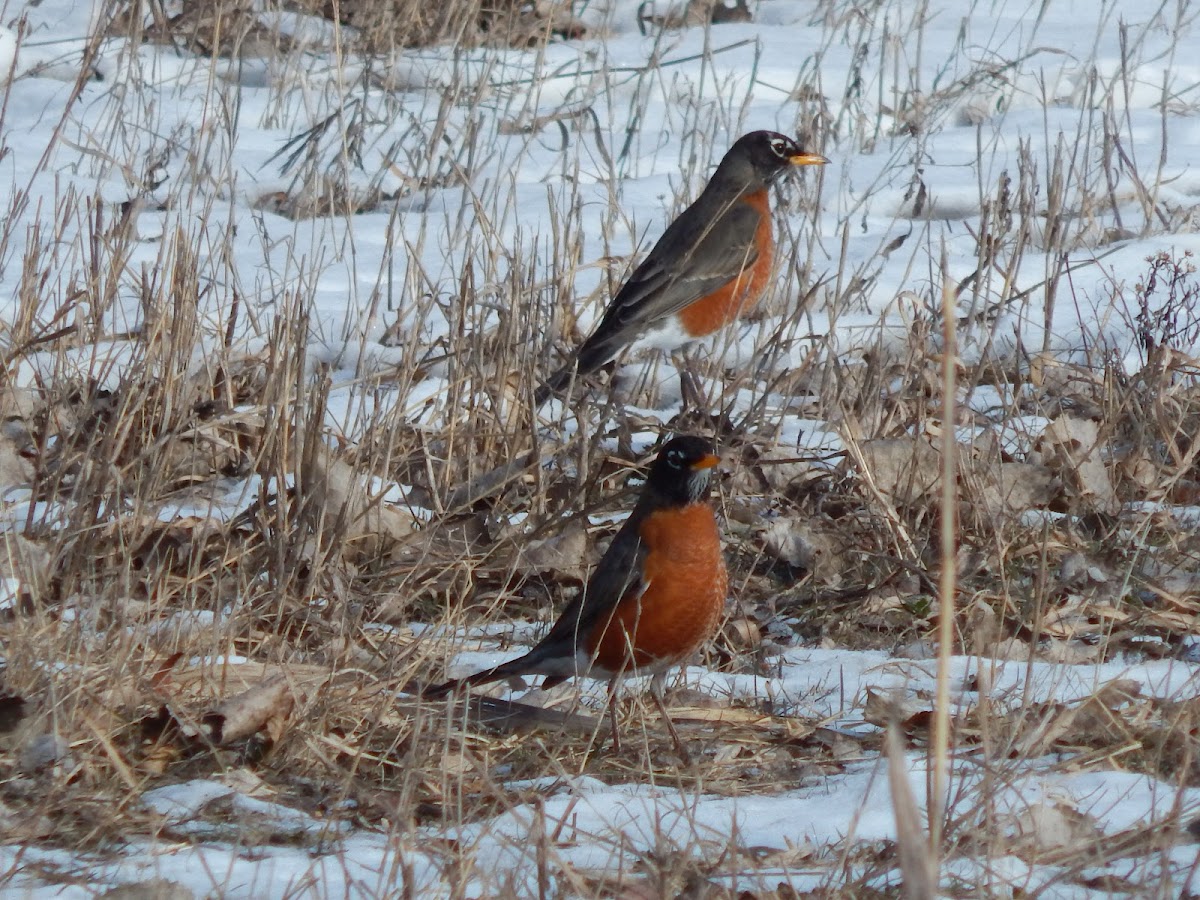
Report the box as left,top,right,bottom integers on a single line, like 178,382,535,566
691,453,721,471
789,152,829,167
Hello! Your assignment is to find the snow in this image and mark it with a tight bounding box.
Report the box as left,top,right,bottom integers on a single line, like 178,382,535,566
1,0,1199,895
3,757,1197,897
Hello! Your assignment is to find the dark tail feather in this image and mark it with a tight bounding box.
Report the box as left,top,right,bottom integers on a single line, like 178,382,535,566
422,668,504,699
423,644,577,697
422,654,536,698
535,337,620,406
533,365,574,407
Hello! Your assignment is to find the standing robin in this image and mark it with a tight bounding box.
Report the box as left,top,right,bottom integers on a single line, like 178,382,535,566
535,131,827,406
428,435,727,761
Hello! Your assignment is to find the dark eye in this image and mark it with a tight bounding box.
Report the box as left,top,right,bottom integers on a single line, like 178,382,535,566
770,136,789,156
667,450,683,467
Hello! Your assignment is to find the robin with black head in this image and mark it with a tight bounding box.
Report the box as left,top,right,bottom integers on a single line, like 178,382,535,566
428,435,727,761
536,131,827,406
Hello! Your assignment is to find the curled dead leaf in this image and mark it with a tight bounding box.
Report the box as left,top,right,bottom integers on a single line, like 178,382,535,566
202,675,295,746
516,518,589,582
722,616,761,650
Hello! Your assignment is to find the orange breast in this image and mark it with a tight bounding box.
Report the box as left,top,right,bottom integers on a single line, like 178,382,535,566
677,188,774,338
588,503,728,675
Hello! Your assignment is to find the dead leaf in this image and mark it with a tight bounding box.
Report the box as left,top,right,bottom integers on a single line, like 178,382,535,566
440,750,473,777
1032,416,1117,513
1011,678,1141,756
722,616,761,650
0,532,50,609
517,518,589,581
202,675,295,746
752,446,827,495
1004,799,1104,857
311,450,418,549
1117,448,1161,493
863,687,922,729
966,459,1058,517
1040,595,1129,640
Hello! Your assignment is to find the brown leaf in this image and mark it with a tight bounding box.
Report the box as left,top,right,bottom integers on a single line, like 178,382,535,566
202,675,295,746
517,518,589,581
1033,416,1117,513
1040,595,1129,640
863,687,922,729
966,459,1058,517
722,616,761,650
311,450,418,550
97,878,194,899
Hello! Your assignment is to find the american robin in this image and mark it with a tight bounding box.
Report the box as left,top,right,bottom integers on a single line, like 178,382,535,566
428,435,727,760
535,131,827,406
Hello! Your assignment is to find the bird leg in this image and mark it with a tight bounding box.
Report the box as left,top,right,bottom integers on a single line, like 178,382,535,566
606,674,623,756
671,349,707,411
650,672,692,765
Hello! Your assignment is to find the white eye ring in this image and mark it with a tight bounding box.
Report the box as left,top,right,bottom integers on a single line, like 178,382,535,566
770,137,788,156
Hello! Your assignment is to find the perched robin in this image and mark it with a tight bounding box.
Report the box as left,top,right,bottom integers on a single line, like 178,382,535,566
428,435,728,760
535,131,827,406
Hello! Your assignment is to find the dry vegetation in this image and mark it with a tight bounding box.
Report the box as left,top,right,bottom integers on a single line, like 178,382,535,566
1,0,1200,895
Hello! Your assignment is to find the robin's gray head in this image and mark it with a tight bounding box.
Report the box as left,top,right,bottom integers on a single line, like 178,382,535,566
646,436,720,504
717,130,828,188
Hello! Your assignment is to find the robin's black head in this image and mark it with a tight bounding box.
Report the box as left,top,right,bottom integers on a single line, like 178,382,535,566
645,435,720,504
719,130,828,187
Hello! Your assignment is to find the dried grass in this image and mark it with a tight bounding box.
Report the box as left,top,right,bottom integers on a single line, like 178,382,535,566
0,0,1199,895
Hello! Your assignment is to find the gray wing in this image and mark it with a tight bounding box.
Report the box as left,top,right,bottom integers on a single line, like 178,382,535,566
594,196,762,335
534,510,649,655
